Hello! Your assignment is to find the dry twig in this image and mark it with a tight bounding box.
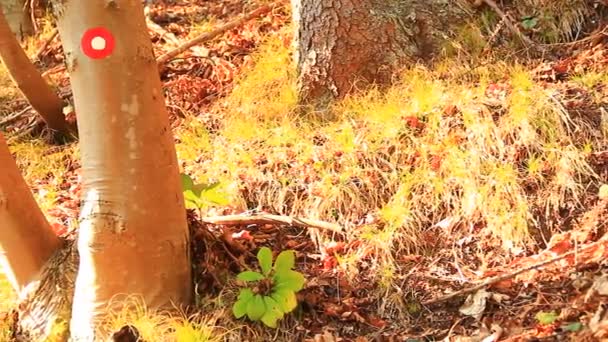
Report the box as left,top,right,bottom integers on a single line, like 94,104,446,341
422,237,607,306
0,106,31,127
201,214,343,234
481,0,541,51
156,0,285,67
33,28,58,61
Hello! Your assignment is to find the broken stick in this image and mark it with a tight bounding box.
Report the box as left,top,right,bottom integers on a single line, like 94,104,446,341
201,214,343,234
481,0,541,51
156,0,285,67
33,28,59,61
422,237,607,306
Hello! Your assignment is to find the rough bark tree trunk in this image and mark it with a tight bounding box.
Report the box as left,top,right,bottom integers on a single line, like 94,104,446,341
52,0,192,340
291,0,469,112
0,6,75,139
0,133,60,293
0,0,32,41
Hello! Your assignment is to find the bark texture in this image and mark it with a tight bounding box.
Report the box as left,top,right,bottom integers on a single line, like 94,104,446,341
291,0,469,110
0,133,60,292
0,0,32,40
0,6,75,137
53,1,192,340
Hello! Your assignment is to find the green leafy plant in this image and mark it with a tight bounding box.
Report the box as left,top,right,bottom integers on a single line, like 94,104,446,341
180,173,230,211
232,247,305,328
521,15,539,30
535,311,558,325
562,322,582,332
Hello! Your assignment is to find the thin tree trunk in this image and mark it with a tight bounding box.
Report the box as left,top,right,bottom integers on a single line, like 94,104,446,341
0,133,60,292
53,1,192,339
0,0,33,41
0,6,75,138
291,0,468,112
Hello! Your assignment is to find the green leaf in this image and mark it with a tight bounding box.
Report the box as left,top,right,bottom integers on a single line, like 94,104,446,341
274,250,295,272
246,295,266,321
195,181,221,193
260,297,283,328
184,189,200,203
233,289,255,319
264,296,284,317
521,17,538,30
180,173,195,191
237,271,265,282
271,289,298,313
563,322,582,332
274,270,305,292
200,187,230,206
257,247,273,276
233,299,249,318
238,288,254,301
535,311,558,325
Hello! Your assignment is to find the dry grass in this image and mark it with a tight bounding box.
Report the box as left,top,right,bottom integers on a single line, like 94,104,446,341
515,0,592,42
103,295,235,342
0,12,606,341
192,34,604,296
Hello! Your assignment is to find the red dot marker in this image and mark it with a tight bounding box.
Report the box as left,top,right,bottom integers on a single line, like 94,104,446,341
81,27,115,59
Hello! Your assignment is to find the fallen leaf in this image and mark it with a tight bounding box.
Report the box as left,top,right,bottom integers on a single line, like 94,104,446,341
459,289,492,320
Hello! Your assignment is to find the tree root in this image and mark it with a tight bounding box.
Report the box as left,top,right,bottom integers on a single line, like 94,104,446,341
16,239,77,342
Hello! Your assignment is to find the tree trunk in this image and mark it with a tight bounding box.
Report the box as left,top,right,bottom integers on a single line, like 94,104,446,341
52,0,192,340
0,133,60,292
291,0,469,111
0,6,75,138
0,0,32,41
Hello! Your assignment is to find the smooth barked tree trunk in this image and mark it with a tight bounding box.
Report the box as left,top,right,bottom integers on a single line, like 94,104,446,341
0,0,32,40
0,132,75,341
0,133,60,292
291,0,468,111
52,0,192,340
0,6,75,138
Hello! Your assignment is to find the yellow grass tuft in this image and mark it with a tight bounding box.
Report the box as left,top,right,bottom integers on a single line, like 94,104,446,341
104,295,228,342
220,31,297,123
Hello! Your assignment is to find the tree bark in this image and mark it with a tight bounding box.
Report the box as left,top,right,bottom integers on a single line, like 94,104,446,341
291,0,468,112
52,0,192,339
0,133,60,292
0,0,32,41
0,6,75,138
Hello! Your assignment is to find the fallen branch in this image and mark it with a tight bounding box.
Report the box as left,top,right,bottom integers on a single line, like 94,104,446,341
422,237,607,306
33,28,58,61
201,214,343,234
156,0,285,67
0,106,31,127
481,0,541,51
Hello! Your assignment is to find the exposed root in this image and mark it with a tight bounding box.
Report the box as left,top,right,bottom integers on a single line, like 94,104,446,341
16,239,77,341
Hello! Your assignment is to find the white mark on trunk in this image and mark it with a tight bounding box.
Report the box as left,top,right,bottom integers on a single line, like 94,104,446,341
91,36,107,50
111,115,117,123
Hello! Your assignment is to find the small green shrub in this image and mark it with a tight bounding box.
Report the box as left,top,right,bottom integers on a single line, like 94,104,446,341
180,173,230,211
232,247,305,328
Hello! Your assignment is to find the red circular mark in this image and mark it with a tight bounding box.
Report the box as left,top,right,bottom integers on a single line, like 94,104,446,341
81,27,115,59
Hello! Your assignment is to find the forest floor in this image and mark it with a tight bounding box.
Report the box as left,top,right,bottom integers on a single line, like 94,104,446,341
1,1,608,341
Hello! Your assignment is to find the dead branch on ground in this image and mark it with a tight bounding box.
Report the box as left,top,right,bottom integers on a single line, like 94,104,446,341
423,236,607,306
156,0,285,68
201,214,343,234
